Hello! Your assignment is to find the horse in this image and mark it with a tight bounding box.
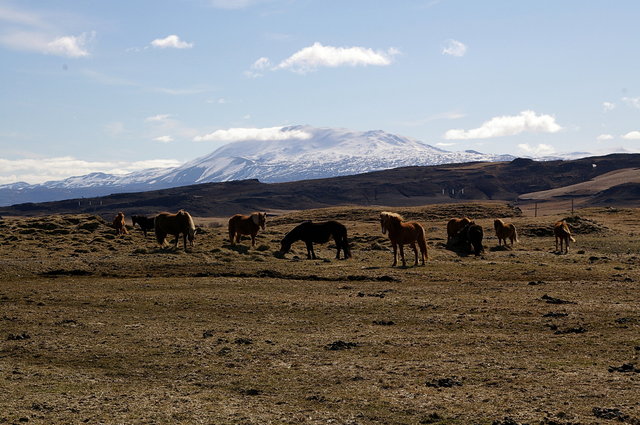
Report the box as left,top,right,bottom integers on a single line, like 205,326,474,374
112,212,128,236
279,221,351,260
494,218,518,247
447,217,472,244
380,212,428,267
228,212,266,247
155,210,196,251
459,222,484,255
554,220,575,254
131,215,155,237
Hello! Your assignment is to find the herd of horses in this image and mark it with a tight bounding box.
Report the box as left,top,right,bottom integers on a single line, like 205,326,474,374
113,209,578,265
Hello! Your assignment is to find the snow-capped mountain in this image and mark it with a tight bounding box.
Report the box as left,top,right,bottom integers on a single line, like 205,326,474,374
0,125,515,206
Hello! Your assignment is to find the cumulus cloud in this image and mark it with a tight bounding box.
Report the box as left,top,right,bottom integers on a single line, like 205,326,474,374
602,101,616,112
0,30,93,57
271,42,399,73
517,143,556,157
151,35,193,49
0,157,182,185
597,134,614,142
442,39,467,57
622,131,640,140
194,126,312,142
244,57,272,78
209,0,266,9
444,110,562,140
153,136,174,143
622,97,640,109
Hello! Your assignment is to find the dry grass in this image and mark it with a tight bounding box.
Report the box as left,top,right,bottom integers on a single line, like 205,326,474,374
1,203,639,424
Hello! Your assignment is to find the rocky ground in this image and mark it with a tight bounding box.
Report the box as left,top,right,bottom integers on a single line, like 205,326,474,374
0,203,638,424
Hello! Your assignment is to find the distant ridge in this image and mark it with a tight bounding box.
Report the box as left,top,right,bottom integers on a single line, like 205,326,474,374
2,153,639,217
0,126,514,206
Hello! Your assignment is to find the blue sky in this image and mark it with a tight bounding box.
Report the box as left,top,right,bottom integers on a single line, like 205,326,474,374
1,0,639,184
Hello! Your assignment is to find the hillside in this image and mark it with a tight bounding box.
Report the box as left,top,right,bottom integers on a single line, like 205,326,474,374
2,153,639,217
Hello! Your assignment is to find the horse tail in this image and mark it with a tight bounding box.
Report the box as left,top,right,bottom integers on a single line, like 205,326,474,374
228,216,236,243
419,224,429,260
185,211,196,243
342,227,351,259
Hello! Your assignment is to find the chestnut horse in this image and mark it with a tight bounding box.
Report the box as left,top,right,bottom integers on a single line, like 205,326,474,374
554,220,575,253
279,221,351,260
112,212,128,236
380,212,428,267
228,212,266,247
447,217,471,244
494,218,518,247
132,215,155,237
155,210,196,251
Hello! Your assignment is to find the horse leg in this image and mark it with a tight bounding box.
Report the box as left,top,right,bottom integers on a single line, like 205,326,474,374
411,242,418,266
391,242,398,267
251,232,256,247
399,244,407,267
305,241,314,259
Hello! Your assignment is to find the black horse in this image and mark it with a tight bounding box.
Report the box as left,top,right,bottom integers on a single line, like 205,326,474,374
279,221,351,260
458,222,484,255
131,215,155,237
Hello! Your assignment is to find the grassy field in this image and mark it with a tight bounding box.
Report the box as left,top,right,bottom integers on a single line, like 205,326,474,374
1,203,639,424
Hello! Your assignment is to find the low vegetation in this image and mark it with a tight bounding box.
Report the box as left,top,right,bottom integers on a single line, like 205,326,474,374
0,203,638,424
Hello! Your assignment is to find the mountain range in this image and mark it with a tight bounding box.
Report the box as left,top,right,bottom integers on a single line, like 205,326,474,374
0,126,516,206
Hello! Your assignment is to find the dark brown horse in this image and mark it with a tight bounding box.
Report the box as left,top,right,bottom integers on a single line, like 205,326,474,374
447,217,471,244
228,212,266,247
494,218,518,247
112,212,128,236
155,210,196,251
131,215,155,237
279,221,351,260
554,220,575,253
380,212,428,267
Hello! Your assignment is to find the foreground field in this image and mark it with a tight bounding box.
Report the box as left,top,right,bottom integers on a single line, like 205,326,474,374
1,203,639,424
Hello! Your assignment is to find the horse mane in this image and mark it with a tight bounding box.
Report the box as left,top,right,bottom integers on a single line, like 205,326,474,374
380,211,403,222
180,210,196,240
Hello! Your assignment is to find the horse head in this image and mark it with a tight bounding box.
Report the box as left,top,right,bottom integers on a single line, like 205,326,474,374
252,212,267,231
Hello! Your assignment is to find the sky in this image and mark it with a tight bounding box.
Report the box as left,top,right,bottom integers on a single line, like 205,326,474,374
1,0,640,185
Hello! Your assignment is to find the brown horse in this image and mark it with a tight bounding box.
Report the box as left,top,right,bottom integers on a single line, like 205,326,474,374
554,220,575,253
112,212,128,236
447,217,471,244
155,210,196,251
228,212,266,247
380,211,428,267
494,218,518,247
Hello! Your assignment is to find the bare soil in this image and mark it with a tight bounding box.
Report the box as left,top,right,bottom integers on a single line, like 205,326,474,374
1,203,639,424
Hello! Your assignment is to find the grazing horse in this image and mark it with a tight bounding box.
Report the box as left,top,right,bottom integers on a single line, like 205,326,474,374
554,220,575,253
279,221,351,260
447,217,472,244
112,212,128,236
494,218,518,247
380,212,428,267
155,210,196,251
458,222,484,255
131,215,155,237
228,212,266,247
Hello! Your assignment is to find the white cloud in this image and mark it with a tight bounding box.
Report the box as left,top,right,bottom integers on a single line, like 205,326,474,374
0,30,93,57
244,56,272,78
517,143,556,156
622,131,640,140
442,39,467,57
444,110,562,140
145,114,172,123
153,136,174,143
622,97,640,109
435,142,456,147
0,157,183,185
194,126,312,142
602,102,616,112
209,0,266,9
597,134,614,142
151,35,193,49
273,42,399,73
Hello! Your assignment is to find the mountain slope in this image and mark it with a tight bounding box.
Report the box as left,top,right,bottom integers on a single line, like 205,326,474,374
0,125,516,206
